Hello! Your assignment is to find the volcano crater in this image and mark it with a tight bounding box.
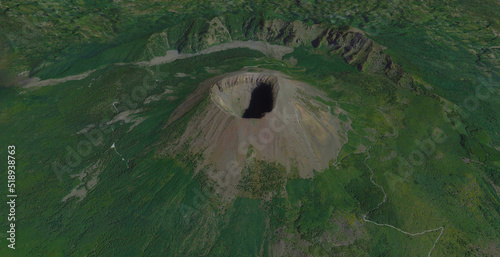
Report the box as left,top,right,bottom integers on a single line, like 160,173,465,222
210,74,280,119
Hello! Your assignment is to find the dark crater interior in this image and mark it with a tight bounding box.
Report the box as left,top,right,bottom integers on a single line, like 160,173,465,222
242,82,275,119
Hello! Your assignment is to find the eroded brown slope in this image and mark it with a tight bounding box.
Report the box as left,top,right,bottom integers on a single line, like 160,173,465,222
164,70,349,198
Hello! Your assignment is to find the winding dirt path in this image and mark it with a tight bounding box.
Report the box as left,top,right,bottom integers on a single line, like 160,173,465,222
20,41,293,88
362,147,444,257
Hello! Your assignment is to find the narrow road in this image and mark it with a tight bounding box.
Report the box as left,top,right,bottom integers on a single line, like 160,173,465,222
362,147,444,257
111,142,129,168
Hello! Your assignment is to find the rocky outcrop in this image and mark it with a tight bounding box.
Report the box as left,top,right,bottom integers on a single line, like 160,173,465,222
247,19,412,87
312,28,411,87
142,18,414,88
256,20,327,47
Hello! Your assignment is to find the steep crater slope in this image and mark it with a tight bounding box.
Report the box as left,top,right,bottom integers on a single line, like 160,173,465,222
164,70,349,197
210,73,279,118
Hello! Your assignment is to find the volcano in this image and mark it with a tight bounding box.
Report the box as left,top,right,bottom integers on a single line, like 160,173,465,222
165,70,349,197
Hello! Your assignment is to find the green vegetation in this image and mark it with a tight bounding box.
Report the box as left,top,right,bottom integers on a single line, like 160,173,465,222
0,1,499,256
